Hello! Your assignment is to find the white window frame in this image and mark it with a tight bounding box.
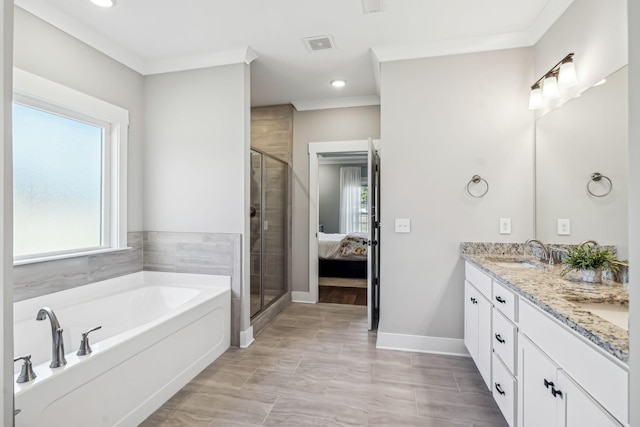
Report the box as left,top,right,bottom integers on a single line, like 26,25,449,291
13,68,129,265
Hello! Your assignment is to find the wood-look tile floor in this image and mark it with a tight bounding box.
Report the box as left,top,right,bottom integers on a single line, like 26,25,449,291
141,303,508,427
319,286,368,305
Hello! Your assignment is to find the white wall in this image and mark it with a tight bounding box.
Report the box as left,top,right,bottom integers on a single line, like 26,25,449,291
291,106,380,292
627,2,638,424
318,164,342,233
13,7,145,231
0,1,12,424
143,64,247,234
318,163,367,234
534,0,628,115
379,48,534,350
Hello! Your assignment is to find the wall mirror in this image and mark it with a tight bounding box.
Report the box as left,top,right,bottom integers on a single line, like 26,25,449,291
535,66,628,258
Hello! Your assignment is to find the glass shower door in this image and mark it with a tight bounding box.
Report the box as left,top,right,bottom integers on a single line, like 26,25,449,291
263,156,287,308
250,149,288,318
250,150,263,317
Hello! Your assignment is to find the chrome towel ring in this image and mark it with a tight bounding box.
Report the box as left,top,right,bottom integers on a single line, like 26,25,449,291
466,175,489,198
587,172,612,197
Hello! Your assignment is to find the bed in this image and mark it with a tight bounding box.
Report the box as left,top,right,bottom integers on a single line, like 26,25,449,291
318,232,368,279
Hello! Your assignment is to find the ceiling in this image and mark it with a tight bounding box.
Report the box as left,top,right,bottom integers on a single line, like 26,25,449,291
15,0,574,109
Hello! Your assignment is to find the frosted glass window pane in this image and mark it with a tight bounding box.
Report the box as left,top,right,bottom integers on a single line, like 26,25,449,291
13,103,104,257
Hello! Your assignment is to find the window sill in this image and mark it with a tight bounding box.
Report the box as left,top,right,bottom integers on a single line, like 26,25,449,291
14,247,133,266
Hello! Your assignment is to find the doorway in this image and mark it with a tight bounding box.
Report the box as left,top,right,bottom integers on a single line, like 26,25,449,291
308,139,380,329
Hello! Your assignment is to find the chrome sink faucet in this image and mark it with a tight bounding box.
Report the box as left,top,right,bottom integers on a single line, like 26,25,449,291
524,239,549,262
578,239,598,248
36,307,67,368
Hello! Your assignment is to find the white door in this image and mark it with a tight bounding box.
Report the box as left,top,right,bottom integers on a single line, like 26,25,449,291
559,371,623,427
367,138,380,330
519,336,560,427
464,281,480,363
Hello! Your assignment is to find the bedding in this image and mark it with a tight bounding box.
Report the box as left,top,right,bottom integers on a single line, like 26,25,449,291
318,232,368,260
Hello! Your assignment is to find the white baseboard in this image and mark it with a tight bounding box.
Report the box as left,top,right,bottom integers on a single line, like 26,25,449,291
239,326,254,348
291,291,317,304
376,332,469,357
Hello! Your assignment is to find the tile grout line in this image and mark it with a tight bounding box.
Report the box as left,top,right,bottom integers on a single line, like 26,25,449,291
260,394,281,426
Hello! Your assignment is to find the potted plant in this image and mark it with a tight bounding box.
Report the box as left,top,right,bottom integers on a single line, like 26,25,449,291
561,246,619,283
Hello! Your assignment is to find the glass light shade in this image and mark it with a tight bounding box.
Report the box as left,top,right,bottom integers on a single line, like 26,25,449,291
90,0,115,7
542,74,559,99
558,59,577,88
528,85,543,110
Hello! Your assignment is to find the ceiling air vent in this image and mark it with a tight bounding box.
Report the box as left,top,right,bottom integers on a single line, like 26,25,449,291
362,0,384,14
303,35,336,52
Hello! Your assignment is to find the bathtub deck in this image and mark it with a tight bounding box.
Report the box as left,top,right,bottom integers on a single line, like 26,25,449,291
141,302,507,426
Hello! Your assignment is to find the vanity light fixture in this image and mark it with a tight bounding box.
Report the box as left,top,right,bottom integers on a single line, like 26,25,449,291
330,79,346,88
528,53,577,110
90,0,115,7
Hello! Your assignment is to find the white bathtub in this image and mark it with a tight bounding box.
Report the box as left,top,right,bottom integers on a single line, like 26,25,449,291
13,271,230,427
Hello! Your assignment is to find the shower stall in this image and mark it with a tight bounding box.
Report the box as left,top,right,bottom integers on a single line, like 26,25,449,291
250,148,288,317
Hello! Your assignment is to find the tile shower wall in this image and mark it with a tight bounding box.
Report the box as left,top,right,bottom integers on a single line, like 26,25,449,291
143,231,242,346
14,231,143,301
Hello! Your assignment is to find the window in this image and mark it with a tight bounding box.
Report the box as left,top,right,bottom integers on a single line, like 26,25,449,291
13,69,129,263
359,186,369,233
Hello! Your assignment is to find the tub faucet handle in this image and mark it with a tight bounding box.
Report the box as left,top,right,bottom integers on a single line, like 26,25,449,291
77,326,102,356
14,354,37,383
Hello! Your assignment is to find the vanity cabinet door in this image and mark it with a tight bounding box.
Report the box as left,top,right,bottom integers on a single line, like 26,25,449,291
464,281,479,363
558,371,623,427
464,281,492,390
518,336,560,427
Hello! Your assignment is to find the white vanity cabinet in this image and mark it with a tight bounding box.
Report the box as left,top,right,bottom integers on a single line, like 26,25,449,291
519,298,628,426
464,279,492,389
463,260,629,427
518,336,622,427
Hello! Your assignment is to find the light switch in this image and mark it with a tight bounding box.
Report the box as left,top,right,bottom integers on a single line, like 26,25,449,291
395,218,411,233
557,219,570,236
499,218,511,235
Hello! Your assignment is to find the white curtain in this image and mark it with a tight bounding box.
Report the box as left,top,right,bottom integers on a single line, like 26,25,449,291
339,166,362,234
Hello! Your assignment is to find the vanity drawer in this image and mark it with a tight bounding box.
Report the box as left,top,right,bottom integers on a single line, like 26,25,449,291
465,262,492,299
493,309,517,375
492,353,516,427
492,280,517,322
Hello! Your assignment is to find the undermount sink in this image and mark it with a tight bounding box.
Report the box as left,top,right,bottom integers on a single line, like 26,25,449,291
573,302,629,331
489,260,540,269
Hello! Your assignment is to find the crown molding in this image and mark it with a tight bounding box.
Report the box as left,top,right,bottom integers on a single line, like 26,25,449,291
369,0,574,96
144,46,258,75
527,0,574,44
292,95,380,111
16,1,257,76
15,0,146,73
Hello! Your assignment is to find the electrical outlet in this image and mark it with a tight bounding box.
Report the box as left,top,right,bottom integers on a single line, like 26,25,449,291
499,218,511,235
395,218,411,233
557,219,570,236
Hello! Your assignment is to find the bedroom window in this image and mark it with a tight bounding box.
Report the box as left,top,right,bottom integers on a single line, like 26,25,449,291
13,69,129,264
360,186,369,233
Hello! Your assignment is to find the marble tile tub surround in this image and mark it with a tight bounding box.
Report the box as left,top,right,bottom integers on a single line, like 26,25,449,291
461,243,629,362
143,231,242,346
14,231,143,302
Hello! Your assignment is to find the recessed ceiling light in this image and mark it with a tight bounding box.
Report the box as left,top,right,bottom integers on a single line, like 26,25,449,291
90,0,116,8
330,80,346,88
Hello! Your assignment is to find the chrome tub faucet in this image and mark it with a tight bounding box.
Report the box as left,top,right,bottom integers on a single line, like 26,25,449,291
36,307,67,368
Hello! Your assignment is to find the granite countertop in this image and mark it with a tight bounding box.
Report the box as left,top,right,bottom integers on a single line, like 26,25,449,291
462,253,629,363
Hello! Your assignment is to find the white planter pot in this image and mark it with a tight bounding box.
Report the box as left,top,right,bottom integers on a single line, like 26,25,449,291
581,269,602,283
